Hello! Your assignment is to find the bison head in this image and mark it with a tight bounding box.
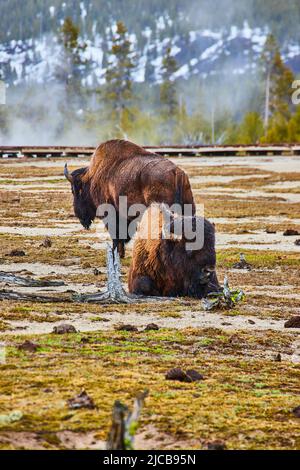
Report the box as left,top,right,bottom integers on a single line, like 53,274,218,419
64,164,96,230
161,205,220,298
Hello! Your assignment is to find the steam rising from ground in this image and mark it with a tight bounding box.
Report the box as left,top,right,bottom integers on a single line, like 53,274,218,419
0,84,101,146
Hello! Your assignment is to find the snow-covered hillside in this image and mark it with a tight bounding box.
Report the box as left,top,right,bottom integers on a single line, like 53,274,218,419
1,19,300,87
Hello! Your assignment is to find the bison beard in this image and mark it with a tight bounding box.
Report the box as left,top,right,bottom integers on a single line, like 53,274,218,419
128,205,220,299
64,140,195,257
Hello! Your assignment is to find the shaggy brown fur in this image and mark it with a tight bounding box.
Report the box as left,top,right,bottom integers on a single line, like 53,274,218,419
83,139,195,212
128,205,220,299
67,140,195,257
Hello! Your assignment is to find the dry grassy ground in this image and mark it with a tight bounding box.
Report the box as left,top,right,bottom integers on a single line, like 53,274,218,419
0,155,299,450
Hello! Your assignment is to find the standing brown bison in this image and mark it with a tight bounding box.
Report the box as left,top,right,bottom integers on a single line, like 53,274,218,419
128,205,220,299
64,139,195,257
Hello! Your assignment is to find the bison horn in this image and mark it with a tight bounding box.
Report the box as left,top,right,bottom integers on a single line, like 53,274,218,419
64,163,73,183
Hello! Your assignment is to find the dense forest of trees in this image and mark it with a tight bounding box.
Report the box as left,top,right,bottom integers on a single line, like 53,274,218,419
2,0,300,43
0,9,300,145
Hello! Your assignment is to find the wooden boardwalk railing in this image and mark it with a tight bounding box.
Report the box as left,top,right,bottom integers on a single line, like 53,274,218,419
1,144,300,158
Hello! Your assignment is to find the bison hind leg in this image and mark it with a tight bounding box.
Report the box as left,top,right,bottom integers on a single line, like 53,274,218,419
131,276,160,297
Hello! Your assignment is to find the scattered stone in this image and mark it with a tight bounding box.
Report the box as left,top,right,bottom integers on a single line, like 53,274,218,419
6,249,26,257
144,323,160,331
115,324,138,332
52,324,77,334
292,406,300,418
165,368,204,383
205,440,227,450
186,370,204,382
229,334,240,345
80,337,90,344
273,353,282,362
82,262,91,269
283,229,300,237
221,322,232,326
18,340,39,353
284,316,300,329
295,239,300,246
0,411,23,425
93,268,100,276
67,390,96,410
248,319,256,325
61,258,80,267
232,253,252,270
40,237,52,248
266,228,277,234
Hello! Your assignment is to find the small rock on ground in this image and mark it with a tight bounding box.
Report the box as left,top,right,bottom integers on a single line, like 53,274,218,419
82,262,91,269
284,316,300,329
40,237,52,248
18,340,39,352
61,258,80,267
205,440,227,450
273,353,282,362
283,229,300,237
165,368,204,383
52,324,77,334
115,324,139,332
144,323,160,331
67,390,96,410
6,249,26,257
292,406,300,418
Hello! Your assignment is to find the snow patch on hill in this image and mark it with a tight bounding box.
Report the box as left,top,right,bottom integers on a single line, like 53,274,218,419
1,20,300,88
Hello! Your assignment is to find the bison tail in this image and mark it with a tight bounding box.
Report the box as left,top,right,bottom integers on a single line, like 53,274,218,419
175,170,184,207
175,170,196,215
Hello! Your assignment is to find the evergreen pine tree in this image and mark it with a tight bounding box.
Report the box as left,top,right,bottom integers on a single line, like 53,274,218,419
104,20,136,131
159,46,179,141
287,106,300,142
237,112,264,144
260,34,295,129
160,46,179,117
56,17,87,103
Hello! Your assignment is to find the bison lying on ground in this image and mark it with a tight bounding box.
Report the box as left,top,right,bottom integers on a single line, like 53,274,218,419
128,205,220,299
64,139,195,257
